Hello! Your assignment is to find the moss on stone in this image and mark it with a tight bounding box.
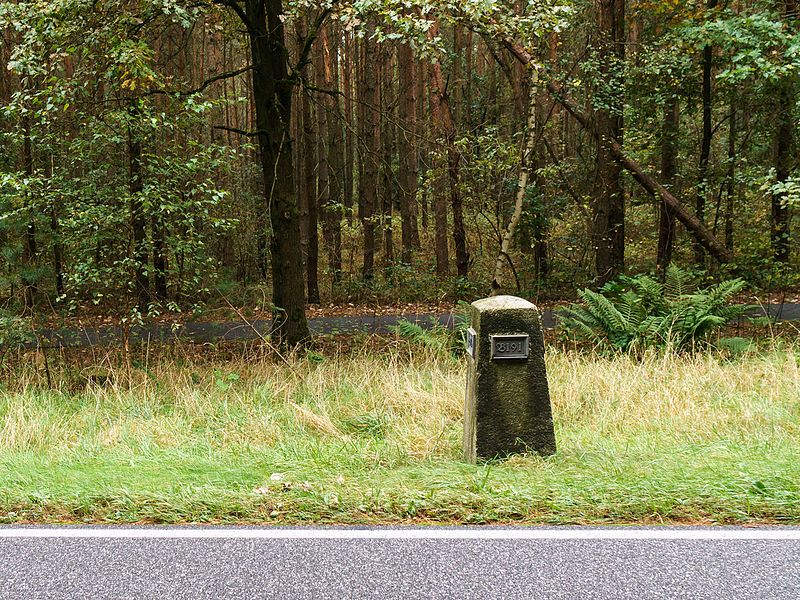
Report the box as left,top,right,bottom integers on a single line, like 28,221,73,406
465,296,556,462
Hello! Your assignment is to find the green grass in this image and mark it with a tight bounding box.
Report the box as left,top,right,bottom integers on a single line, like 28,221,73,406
0,343,799,525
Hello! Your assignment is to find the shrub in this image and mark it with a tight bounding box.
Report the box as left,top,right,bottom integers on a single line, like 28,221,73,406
559,266,753,353
0,310,33,348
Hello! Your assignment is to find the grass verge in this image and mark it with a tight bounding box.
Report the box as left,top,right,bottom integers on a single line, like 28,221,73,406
1,341,799,525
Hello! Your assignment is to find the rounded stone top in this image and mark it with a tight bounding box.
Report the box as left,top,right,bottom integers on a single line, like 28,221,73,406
472,295,537,312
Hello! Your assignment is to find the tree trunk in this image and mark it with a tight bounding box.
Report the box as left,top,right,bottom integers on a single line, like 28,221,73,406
417,62,429,233
593,0,626,285
41,153,64,299
307,85,321,305
241,0,311,346
320,23,343,285
432,159,449,276
380,42,395,265
428,58,449,276
21,115,37,311
464,30,474,130
773,0,796,263
657,96,679,271
724,101,736,252
428,21,469,277
343,30,355,223
303,29,320,305
397,42,419,262
453,26,464,125
297,15,318,304
492,82,538,293
360,29,379,281
532,84,550,280
696,0,718,266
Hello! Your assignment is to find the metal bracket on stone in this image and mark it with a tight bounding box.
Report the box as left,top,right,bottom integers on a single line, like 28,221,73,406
464,295,556,462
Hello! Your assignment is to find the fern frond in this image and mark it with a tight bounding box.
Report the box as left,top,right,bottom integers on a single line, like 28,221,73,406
578,289,631,334
704,278,747,309
616,291,643,327
392,319,426,341
664,265,695,300
631,276,665,313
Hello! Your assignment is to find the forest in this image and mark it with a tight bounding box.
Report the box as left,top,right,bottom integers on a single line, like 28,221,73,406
0,0,797,345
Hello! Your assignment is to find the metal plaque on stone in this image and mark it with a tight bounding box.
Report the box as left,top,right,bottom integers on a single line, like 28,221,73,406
490,334,529,360
466,328,477,359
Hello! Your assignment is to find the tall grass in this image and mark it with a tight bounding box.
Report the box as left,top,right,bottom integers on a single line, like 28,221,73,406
0,342,798,524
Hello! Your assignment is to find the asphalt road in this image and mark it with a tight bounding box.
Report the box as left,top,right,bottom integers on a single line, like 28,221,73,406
25,302,800,348
1,527,799,599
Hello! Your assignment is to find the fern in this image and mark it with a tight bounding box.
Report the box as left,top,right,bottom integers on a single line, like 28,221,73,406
579,289,631,334
559,269,752,355
392,318,464,356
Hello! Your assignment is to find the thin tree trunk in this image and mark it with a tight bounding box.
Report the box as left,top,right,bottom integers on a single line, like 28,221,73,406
593,0,626,285
357,36,365,223
492,83,538,293
150,42,168,304
773,0,796,263
657,97,679,271
303,25,321,305
321,23,343,284
307,88,321,305
343,30,355,224
41,151,64,299
453,26,464,125
428,57,450,276
724,101,736,252
696,0,718,266
21,115,37,310
417,61,429,232
428,21,469,277
380,42,395,265
465,30,474,129
397,42,419,262
532,86,550,280
431,158,449,277
361,29,379,280
298,15,316,302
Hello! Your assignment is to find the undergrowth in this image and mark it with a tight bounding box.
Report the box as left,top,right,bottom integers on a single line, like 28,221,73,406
560,266,754,354
0,338,798,525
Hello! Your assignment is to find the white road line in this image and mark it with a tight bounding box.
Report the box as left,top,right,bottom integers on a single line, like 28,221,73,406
0,528,799,541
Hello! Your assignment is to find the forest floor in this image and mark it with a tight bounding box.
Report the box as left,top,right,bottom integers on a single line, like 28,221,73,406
1,342,799,525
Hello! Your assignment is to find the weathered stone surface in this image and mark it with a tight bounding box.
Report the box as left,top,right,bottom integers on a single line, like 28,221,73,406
464,295,556,462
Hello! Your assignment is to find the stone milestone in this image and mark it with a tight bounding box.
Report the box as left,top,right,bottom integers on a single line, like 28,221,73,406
464,295,556,462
